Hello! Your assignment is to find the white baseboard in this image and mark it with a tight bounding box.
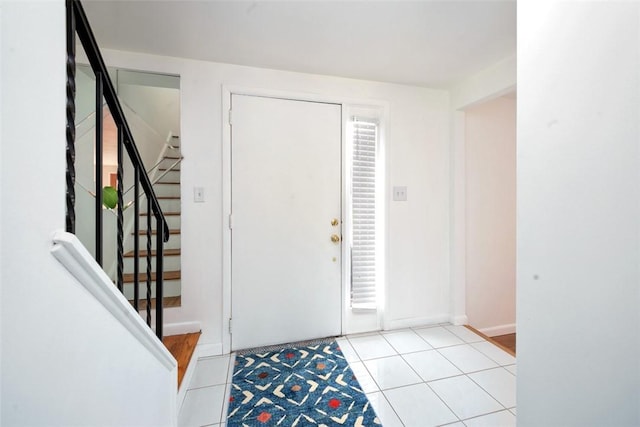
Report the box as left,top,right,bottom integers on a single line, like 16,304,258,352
386,314,450,331
164,322,201,336
197,343,224,358
450,315,469,326
478,323,516,337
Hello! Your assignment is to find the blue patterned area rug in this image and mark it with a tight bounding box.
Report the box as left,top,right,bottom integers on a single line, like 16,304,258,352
227,340,381,426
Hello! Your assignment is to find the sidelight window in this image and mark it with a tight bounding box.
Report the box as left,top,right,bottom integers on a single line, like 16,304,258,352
350,117,378,309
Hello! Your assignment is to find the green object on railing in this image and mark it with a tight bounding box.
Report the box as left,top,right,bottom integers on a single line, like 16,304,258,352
102,186,117,209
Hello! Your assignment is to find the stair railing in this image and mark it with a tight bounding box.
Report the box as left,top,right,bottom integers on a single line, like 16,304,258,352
66,0,169,339
72,145,184,214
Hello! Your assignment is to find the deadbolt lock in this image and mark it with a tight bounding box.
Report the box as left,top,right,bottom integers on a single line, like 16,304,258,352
330,234,341,243
331,218,339,226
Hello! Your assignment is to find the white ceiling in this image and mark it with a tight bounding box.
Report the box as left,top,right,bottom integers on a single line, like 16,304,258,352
83,0,516,89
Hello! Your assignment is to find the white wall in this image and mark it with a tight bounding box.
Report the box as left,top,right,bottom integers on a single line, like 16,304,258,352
464,96,516,335
518,1,640,425
98,48,452,350
119,84,180,145
1,2,176,425
0,1,4,420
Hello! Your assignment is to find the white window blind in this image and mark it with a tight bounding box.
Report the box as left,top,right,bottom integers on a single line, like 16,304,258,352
350,117,378,309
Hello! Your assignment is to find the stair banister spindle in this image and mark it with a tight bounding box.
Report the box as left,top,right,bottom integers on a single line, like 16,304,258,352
116,127,124,292
155,223,164,339
146,195,152,327
134,168,140,311
95,72,103,266
65,0,76,234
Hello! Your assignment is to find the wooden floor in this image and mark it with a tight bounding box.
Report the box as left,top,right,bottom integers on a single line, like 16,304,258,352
491,333,516,354
464,325,516,356
163,332,201,388
130,296,181,310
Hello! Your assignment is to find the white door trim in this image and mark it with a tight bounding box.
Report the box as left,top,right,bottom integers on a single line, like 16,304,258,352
221,85,389,354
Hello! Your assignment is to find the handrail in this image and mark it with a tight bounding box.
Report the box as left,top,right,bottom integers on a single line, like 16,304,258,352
66,0,168,339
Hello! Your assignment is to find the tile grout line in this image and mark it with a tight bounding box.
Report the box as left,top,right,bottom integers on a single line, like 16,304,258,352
371,326,513,424
216,356,228,425
464,371,510,413
388,332,516,424
468,342,517,366
463,325,516,357
186,383,228,392
459,407,516,423
219,353,236,425
355,328,463,425
466,364,518,412
347,332,407,426
210,325,515,427
367,389,407,427
423,378,463,424
428,338,514,422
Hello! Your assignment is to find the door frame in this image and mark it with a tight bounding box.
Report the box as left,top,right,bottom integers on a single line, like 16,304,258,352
450,84,516,329
221,86,389,354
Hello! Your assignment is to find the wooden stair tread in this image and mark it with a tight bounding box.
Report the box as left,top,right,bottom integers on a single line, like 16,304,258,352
130,296,181,311
159,168,180,172
163,331,200,388
124,248,181,257
133,229,180,235
141,211,180,216
123,270,181,283
155,182,180,185
163,156,181,160
157,196,180,200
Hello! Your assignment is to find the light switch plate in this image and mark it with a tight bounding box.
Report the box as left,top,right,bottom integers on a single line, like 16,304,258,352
393,186,407,201
194,187,205,202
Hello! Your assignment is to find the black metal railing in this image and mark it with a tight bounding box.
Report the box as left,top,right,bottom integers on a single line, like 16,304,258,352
65,0,169,339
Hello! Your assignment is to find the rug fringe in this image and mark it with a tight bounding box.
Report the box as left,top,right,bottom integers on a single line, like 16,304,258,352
234,336,340,355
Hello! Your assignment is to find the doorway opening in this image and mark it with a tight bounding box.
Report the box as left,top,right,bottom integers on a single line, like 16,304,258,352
463,92,516,352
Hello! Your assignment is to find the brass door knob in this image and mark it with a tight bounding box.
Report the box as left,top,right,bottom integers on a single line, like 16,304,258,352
331,218,339,226
330,234,341,243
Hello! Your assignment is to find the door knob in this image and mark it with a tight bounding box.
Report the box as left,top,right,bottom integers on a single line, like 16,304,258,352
331,218,339,226
330,234,341,243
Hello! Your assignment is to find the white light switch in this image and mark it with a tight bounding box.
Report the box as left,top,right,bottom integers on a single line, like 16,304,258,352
393,186,407,201
194,187,205,202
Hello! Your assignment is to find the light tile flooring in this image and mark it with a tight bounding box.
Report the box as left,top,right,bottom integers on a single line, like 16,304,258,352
178,324,516,427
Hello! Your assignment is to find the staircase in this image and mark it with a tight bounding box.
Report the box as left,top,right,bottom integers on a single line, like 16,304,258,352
67,0,171,338
123,143,182,309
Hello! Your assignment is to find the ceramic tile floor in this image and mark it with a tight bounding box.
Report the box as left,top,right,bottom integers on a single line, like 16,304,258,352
178,324,516,427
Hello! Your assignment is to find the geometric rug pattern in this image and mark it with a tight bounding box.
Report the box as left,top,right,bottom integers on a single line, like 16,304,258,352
227,340,382,426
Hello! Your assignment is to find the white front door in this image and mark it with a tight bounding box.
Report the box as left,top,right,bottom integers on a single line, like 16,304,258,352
230,94,342,350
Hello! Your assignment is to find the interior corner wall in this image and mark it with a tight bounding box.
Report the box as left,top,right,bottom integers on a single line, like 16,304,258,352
464,96,516,335
98,48,452,349
450,55,516,111
518,1,640,425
